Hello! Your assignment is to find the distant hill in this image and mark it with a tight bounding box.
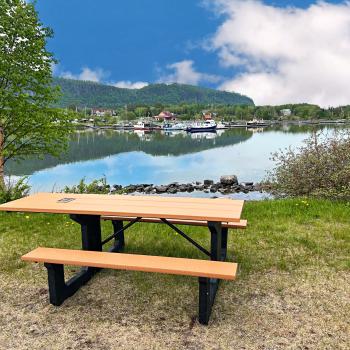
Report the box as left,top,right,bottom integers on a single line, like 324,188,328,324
53,77,254,107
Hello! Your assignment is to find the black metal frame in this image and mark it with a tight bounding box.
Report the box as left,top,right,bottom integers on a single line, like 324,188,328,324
43,215,231,324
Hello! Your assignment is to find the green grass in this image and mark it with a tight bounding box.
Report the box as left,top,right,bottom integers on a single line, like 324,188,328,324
0,198,349,278
0,198,349,349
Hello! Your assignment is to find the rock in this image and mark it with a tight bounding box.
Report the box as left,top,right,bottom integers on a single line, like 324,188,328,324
210,186,218,193
242,182,253,187
167,187,178,194
220,175,238,186
178,184,188,192
194,184,204,191
144,186,153,193
140,184,153,188
136,186,144,192
195,181,201,185
124,185,137,193
240,183,254,192
155,185,168,193
186,184,194,192
204,179,214,186
218,188,231,194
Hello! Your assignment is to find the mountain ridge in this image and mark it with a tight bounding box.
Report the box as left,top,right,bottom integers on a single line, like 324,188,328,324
53,77,254,107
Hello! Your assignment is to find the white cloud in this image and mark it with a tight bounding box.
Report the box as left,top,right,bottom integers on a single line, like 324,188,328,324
60,67,108,82
112,80,148,89
56,66,148,89
159,59,221,85
207,0,350,107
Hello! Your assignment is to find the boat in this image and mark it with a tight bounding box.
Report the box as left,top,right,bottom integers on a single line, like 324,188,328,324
246,118,268,128
216,122,228,130
133,121,155,131
162,122,186,131
186,120,217,133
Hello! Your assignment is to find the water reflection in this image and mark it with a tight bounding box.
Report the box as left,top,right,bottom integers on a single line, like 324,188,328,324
5,125,347,193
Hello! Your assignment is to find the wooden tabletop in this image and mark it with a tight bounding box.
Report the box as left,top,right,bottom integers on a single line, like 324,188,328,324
0,192,244,222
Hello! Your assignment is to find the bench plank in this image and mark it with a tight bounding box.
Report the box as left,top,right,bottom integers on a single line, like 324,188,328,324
22,247,237,280
0,193,244,222
101,216,247,229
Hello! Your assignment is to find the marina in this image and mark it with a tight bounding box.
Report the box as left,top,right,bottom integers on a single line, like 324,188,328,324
6,124,347,196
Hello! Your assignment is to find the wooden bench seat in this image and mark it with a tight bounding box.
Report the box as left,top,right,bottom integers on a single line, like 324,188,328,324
101,216,247,229
22,247,238,324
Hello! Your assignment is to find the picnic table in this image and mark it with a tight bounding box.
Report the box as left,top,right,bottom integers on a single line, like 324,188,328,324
0,192,246,324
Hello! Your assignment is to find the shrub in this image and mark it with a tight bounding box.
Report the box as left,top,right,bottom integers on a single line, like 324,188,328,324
63,177,111,194
264,130,350,200
0,177,30,204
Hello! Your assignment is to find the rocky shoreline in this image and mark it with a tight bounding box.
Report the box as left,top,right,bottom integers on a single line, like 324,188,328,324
109,175,261,195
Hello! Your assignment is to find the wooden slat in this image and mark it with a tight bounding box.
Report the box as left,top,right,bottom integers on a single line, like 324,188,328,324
22,247,238,280
0,193,244,222
101,216,247,229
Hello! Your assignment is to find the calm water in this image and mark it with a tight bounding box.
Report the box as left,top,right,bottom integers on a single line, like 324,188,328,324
5,125,345,197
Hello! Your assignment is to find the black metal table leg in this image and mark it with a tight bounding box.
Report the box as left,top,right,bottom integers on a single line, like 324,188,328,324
110,220,125,252
44,214,103,306
198,221,227,325
221,227,228,261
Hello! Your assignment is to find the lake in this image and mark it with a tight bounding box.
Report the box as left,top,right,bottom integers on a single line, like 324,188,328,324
5,124,345,198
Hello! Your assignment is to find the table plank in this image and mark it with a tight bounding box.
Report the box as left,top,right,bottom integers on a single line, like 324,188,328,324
0,193,244,222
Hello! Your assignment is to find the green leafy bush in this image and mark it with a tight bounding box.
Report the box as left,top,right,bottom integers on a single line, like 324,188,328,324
63,177,111,194
264,131,350,200
0,177,30,204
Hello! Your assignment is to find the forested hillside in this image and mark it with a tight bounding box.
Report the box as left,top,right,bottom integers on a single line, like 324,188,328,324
53,77,254,107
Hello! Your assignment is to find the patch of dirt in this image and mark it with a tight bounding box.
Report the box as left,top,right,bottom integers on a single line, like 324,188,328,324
0,268,349,350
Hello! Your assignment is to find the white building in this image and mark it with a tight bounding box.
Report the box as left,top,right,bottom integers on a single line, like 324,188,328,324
280,109,292,117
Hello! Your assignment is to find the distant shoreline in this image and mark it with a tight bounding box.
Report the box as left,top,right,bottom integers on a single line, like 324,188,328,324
75,118,350,130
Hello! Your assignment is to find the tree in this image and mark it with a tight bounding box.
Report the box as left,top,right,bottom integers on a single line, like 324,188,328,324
0,0,71,183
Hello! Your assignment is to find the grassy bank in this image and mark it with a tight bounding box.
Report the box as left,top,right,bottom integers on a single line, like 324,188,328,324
0,198,349,349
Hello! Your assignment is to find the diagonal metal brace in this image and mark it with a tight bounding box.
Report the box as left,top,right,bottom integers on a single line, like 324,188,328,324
102,217,142,245
160,218,211,257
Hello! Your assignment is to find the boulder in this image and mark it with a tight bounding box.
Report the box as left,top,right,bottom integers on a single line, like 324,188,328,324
178,184,188,192
167,187,178,194
144,186,153,193
155,185,168,193
210,186,218,193
186,184,194,192
204,179,214,186
124,185,137,193
220,175,238,186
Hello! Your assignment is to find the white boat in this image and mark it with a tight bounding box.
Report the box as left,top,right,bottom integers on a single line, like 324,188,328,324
186,120,217,133
162,122,186,131
133,121,157,131
216,122,228,130
246,118,268,127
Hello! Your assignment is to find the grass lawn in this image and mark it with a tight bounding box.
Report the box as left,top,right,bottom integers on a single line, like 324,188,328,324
0,198,349,349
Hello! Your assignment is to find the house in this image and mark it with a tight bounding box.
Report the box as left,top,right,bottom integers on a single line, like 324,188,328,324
154,111,177,121
91,108,116,117
280,109,292,117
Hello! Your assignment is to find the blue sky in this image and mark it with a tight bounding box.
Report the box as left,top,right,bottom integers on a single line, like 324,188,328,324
36,0,350,106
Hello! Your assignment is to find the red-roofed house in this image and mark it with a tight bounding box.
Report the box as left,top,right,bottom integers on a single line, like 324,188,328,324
154,111,177,121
